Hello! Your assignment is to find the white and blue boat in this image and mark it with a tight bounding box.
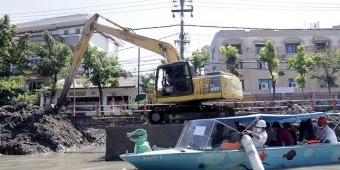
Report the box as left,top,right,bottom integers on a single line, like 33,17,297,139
120,112,340,170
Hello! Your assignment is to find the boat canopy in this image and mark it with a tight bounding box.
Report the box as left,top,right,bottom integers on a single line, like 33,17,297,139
215,112,340,123
176,112,340,150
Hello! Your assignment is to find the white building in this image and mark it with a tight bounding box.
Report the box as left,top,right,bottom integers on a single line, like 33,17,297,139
206,28,340,100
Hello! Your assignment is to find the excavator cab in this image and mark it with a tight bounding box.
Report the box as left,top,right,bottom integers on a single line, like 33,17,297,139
155,61,193,98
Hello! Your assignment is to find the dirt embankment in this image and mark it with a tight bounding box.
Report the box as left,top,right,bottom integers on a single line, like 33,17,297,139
0,103,105,155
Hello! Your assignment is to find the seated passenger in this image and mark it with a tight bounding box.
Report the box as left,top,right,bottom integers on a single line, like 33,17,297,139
211,124,225,148
265,122,276,146
315,117,338,144
272,121,294,146
283,122,298,144
298,118,315,142
244,119,268,147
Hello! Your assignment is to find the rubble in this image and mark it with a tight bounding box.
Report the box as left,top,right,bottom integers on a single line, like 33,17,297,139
0,103,105,155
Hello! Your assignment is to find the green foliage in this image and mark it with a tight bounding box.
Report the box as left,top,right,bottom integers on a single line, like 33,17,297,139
36,31,72,77
287,45,314,96
0,15,16,77
82,46,127,87
259,40,281,100
311,49,340,95
12,92,39,105
188,49,211,76
35,31,72,102
0,76,26,105
0,15,32,77
140,73,155,93
82,46,127,111
220,45,239,76
10,34,34,72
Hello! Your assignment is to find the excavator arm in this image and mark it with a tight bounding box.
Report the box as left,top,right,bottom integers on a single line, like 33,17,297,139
55,13,181,110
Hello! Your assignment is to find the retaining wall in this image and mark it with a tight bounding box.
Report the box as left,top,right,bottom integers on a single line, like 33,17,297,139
105,124,184,161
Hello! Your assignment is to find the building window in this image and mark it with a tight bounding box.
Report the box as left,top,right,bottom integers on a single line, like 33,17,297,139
236,62,243,70
255,44,265,54
226,44,242,54
241,80,244,90
28,81,43,91
257,61,268,69
258,79,272,90
285,43,298,54
314,42,329,51
288,78,298,87
64,29,69,35
211,50,216,60
321,80,332,88
30,58,40,66
75,28,81,34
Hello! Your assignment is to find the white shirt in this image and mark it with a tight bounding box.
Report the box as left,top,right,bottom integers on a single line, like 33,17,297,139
252,130,268,147
316,125,338,144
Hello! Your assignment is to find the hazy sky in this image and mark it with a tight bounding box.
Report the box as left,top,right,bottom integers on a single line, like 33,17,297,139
1,0,340,73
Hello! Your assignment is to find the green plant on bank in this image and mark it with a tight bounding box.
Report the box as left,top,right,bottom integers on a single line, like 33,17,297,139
11,92,39,105
0,76,37,105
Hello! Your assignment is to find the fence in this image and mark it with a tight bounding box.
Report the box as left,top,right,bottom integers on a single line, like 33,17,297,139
63,97,340,117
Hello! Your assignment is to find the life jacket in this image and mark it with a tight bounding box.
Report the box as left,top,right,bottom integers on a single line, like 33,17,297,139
221,142,241,149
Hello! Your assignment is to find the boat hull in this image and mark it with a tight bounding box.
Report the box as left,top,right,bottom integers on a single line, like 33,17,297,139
120,143,340,170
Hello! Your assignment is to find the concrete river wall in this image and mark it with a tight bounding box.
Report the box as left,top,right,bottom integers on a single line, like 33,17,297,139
105,124,184,161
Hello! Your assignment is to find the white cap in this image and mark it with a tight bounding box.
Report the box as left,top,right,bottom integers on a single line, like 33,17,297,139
256,119,266,128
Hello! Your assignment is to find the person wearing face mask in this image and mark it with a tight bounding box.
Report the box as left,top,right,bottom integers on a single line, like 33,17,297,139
244,119,268,147
315,117,337,144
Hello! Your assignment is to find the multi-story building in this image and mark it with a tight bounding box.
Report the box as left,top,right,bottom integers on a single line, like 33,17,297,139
15,14,145,110
206,27,340,101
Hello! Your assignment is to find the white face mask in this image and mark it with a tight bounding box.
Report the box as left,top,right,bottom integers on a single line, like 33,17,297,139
253,127,262,133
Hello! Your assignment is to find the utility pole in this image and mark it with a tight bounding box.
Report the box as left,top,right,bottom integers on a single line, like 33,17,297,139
172,0,193,60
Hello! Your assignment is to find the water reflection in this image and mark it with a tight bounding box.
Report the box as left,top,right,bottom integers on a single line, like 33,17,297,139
0,147,136,170
0,146,338,170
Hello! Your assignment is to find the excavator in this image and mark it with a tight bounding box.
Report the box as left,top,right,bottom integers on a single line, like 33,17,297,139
54,13,243,124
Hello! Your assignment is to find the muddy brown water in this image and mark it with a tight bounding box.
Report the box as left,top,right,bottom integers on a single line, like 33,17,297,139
0,146,339,170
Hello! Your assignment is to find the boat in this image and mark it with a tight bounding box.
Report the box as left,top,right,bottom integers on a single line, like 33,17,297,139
120,112,340,170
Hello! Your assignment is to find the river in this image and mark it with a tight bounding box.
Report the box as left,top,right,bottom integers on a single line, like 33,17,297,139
0,146,339,170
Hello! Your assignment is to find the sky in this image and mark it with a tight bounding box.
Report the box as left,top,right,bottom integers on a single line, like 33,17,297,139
1,0,340,74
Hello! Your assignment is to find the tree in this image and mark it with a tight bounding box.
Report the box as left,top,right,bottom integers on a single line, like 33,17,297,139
10,34,34,73
188,49,210,76
0,15,31,77
82,46,127,115
140,73,155,93
259,40,282,100
287,45,314,99
220,45,239,77
311,48,340,97
35,31,72,103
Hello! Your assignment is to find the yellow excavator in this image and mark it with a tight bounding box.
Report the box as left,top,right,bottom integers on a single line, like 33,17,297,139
55,13,243,124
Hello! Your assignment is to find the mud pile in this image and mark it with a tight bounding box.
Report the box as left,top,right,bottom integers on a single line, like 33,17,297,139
0,103,105,155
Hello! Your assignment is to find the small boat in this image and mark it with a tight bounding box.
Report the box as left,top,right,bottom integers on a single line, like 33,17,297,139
120,112,340,170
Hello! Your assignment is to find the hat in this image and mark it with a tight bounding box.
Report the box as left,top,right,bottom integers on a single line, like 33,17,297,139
256,119,266,128
318,117,327,127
